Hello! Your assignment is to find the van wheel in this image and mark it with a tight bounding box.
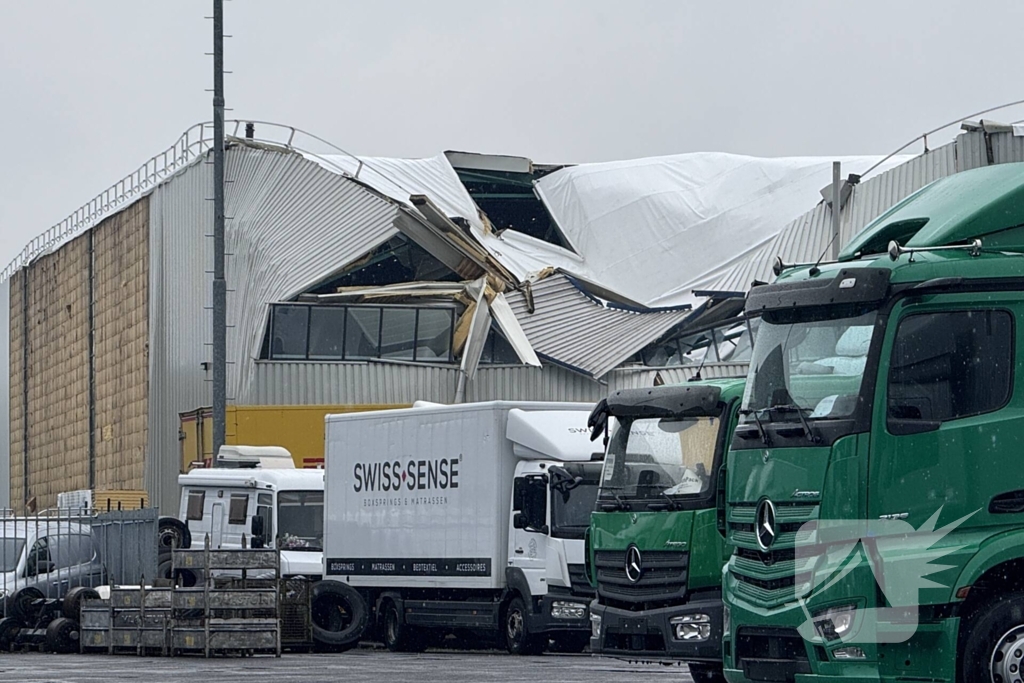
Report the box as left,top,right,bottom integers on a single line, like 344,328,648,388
960,590,1024,683
504,597,544,655
383,601,426,653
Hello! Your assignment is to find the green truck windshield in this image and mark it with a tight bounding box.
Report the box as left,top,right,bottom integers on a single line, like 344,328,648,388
742,311,877,420
600,416,720,502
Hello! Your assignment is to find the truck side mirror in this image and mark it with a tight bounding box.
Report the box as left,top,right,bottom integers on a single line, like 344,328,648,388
250,516,266,548
513,512,529,530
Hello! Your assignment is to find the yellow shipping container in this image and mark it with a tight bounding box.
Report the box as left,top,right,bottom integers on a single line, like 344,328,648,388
179,404,405,471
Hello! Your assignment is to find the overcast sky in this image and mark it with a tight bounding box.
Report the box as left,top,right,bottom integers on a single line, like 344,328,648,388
2,0,1023,269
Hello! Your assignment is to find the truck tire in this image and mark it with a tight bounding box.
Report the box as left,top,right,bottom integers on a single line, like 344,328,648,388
45,617,79,654
0,617,21,651
62,587,100,621
158,517,192,552
383,600,427,653
311,580,367,652
504,596,544,655
7,587,44,623
960,590,1024,683
688,663,727,682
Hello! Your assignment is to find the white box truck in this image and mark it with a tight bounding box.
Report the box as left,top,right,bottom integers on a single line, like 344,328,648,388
319,401,603,654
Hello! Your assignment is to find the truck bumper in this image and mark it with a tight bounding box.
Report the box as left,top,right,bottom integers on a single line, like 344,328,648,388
527,593,592,634
723,596,960,682
590,594,722,662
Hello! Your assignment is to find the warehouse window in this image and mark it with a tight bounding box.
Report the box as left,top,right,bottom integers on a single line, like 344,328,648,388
263,304,457,363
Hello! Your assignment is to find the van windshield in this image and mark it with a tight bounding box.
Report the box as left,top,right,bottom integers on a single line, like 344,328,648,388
742,311,877,421
600,416,722,505
277,491,323,552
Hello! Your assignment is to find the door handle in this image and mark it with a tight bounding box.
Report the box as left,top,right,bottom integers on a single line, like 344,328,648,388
514,548,524,554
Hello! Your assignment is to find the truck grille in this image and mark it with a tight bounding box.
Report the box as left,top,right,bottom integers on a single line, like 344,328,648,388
728,502,818,609
595,550,687,610
566,563,595,597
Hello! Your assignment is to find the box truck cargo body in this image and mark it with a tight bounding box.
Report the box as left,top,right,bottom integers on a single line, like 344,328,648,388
322,401,603,654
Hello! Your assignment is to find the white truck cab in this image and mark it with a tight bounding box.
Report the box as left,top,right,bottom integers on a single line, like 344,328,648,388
177,463,324,579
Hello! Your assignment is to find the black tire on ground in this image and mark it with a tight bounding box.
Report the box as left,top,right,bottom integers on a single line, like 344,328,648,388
0,617,21,651
7,587,44,624
158,517,192,552
503,596,544,655
62,587,100,621
960,590,1024,683
382,600,426,653
548,632,590,654
45,617,79,654
688,663,727,682
311,580,368,652
174,567,203,588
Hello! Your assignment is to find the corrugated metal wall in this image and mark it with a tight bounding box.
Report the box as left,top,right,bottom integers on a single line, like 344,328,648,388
249,360,751,406
146,145,402,512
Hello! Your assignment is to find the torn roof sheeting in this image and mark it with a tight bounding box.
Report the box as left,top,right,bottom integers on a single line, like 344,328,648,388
531,152,910,308
503,273,692,379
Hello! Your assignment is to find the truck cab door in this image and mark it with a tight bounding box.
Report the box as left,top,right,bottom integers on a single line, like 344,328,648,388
869,298,1022,534
510,475,549,593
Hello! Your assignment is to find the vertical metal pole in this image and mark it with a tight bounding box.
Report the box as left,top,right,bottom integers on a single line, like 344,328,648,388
212,0,227,457
21,271,29,510
831,161,842,260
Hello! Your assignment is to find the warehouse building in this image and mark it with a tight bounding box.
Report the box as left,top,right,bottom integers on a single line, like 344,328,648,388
5,120,1016,513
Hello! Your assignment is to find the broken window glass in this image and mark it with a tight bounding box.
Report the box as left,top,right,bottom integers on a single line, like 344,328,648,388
345,308,381,360
380,308,417,360
416,309,453,361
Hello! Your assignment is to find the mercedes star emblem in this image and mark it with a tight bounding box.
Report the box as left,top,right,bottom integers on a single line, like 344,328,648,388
625,545,643,584
755,498,777,551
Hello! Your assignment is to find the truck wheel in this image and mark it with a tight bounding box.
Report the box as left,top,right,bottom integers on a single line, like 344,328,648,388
45,617,79,654
62,587,100,621
504,597,544,655
961,590,1024,683
311,580,368,652
688,663,727,682
0,617,21,651
383,601,427,653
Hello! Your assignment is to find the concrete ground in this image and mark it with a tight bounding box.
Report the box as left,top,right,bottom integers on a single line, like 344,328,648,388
0,649,696,682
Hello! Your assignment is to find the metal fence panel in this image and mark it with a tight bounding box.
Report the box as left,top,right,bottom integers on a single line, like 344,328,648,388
92,508,159,587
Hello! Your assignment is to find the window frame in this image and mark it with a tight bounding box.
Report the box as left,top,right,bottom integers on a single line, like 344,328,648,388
228,493,250,526
885,307,1015,429
186,490,206,521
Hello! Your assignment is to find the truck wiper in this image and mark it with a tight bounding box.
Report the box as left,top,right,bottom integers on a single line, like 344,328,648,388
598,487,632,511
738,408,772,446
655,490,682,511
769,404,820,444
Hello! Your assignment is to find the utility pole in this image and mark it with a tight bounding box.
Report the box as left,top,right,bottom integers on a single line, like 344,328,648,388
212,0,227,458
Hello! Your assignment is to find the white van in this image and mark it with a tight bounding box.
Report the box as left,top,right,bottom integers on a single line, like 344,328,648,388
177,467,324,578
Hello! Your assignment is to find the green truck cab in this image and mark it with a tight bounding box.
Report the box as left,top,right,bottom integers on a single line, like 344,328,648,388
586,379,745,681
722,162,1024,682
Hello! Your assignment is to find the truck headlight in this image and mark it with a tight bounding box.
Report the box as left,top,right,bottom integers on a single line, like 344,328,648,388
551,601,587,620
670,613,711,641
812,605,857,641
590,612,602,638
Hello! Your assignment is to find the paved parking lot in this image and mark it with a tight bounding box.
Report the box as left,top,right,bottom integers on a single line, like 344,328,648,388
0,649,695,683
